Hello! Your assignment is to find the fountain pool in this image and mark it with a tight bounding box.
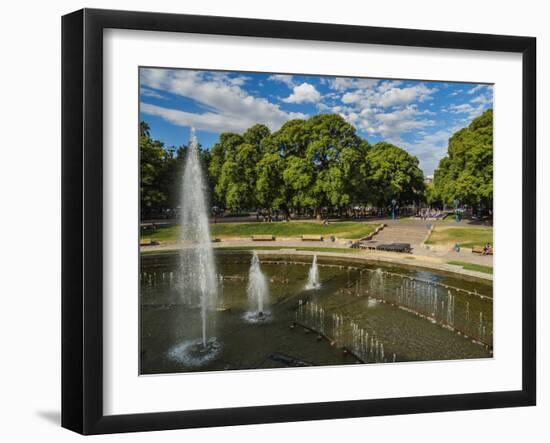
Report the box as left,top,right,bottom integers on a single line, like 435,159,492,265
140,251,493,374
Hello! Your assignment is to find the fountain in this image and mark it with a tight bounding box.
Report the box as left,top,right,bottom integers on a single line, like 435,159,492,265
142,249,493,373
245,251,269,322
169,127,221,366
305,254,321,290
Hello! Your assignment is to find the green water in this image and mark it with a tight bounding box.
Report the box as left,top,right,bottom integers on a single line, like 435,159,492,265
140,251,492,374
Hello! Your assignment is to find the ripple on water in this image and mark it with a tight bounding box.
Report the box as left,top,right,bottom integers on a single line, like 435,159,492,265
243,311,272,324
168,337,222,367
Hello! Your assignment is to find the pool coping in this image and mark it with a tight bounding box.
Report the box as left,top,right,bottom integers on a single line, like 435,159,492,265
141,246,493,282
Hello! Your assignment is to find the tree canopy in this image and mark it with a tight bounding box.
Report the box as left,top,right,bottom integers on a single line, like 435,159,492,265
431,109,493,208
366,142,425,207
205,114,423,218
139,109,493,220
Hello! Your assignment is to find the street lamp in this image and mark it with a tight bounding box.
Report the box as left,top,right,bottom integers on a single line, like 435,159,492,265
454,198,461,223
391,199,397,220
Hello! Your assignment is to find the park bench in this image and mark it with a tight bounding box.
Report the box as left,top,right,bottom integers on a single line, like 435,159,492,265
301,235,324,241
252,235,275,241
140,239,160,247
358,240,378,250
376,243,412,253
472,247,493,255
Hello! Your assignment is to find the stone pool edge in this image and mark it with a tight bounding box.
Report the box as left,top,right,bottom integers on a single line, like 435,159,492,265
141,246,493,282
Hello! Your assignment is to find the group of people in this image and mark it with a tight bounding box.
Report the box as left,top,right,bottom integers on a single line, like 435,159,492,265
417,208,445,220
482,243,493,255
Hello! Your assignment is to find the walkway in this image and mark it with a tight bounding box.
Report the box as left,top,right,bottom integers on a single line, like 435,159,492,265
372,219,429,246
368,219,492,266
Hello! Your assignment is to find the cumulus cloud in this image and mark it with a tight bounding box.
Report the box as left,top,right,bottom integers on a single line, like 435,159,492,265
327,77,380,92
377,84,436,107
282,82,322,104
267,74,295,88
140,87,165,99
446,88,493,120
404,129,455,175
334,101,434,141
140,68,306,133
470,93,493,106
467,84,487,94
374,106,435,139
338,81,436,110
331,80,438,142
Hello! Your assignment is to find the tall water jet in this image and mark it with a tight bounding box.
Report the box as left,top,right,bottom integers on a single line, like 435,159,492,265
245,251,269,322
173,127,220,364
305,254,321,290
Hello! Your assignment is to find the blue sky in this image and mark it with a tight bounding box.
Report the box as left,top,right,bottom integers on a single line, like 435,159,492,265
139,68,493,175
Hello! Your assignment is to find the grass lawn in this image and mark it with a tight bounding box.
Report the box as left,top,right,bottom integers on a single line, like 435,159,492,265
447,260,493,275
141,221,377,242
217,246,361,253
426,226,493,249
140,246,361,256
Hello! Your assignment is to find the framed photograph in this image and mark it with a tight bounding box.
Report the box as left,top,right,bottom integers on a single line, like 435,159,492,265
62,8,536,434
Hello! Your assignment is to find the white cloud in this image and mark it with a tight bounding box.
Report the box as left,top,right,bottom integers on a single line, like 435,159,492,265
327,77,379,92
374,106,435,139
378,84,436,107
282,82,321,104
334,102,434,140
341,91,365,105
140,87,164,99
141,103,247,133
338,82,436,110
316,102,331,112
377,80,404,93
447,103,477,114
331,80,437,141
404,129,455,175
467,84,486,94
470,93,492,106
447,96,492,120
140,69,306,133
267,74,295,88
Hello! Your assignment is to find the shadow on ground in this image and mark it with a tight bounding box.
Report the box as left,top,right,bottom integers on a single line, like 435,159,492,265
36,410,60,426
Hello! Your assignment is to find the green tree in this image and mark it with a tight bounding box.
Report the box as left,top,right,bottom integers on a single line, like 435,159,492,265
208,132,244,208
140,122,169,218
432,109,493,208
261,119,310,158
256,153,287,219
243,124,271,151
366,142,425,207
282,155,316,212
303,114,367,217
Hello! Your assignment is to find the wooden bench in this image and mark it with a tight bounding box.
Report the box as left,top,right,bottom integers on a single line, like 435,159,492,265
376,243,411,253
251,235,275,241
358,241,378,250
301,235,323,241
140,239,160,247
472,247,493,255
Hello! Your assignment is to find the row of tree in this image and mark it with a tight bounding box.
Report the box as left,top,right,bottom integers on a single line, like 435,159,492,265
140,110,493,220
140,115,426,219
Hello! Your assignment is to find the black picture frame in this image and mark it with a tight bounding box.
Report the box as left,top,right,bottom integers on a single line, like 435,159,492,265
62,8,536,435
